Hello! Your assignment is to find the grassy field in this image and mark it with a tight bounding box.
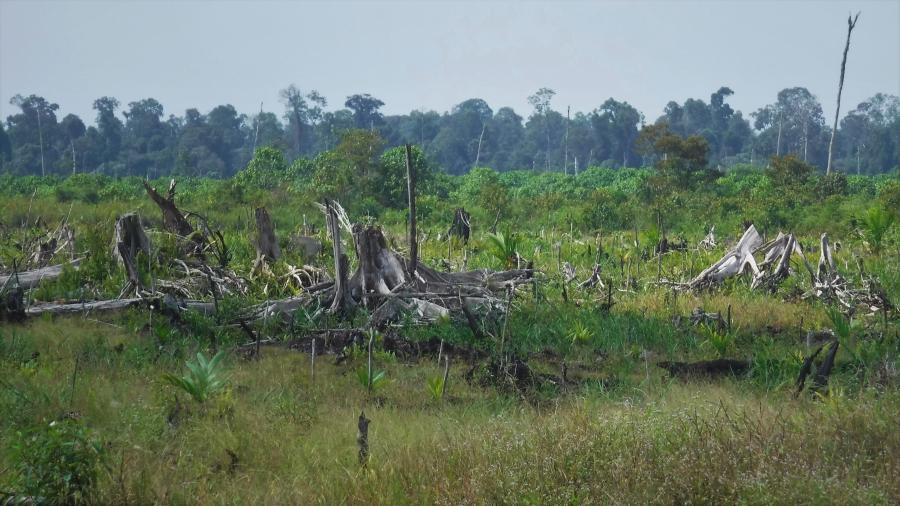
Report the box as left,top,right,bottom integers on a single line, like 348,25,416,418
2,314,898,505
1,169,898,504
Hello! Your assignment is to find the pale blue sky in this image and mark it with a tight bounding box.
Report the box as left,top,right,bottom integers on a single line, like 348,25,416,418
1,0,898,125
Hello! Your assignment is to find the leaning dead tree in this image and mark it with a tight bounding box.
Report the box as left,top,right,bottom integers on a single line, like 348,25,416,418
826,12,860,175
143,179,194,237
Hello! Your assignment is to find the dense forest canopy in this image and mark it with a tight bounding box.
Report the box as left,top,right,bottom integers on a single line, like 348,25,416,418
2,86,898,178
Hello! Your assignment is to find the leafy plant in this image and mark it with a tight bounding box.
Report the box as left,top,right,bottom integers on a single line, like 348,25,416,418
698,324,735,357
11,418,105,505
356,366,386,391
486,231,520,269
426,376,445,401
859,206,894,254
568,321,592,345
163,350,228,403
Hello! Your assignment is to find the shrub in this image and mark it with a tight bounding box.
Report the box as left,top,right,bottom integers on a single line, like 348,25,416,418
10,418,105,505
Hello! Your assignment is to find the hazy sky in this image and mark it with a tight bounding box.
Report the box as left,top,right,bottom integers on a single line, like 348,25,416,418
1,0,898,126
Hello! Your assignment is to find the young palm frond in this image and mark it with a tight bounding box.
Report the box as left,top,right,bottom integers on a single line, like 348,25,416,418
486,231,519,269
859,206,894,254
163,350,228,403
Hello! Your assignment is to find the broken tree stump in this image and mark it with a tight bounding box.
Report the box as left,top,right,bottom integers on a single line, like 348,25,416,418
114,213,151,294
357,411,370,466
448,208,471,243
253,207,280,263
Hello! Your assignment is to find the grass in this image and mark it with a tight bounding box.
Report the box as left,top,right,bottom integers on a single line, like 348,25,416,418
1,176,898,504
1,314,897,504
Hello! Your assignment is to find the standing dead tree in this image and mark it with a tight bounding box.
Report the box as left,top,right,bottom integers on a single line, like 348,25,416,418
405,144,418,277
826,12,860,175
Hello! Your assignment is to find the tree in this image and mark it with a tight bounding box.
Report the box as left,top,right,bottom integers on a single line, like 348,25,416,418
280,85,326,158
93,96,125,171
592,98,643,168
59,114,86,173
345,94,385,130
527,88,556,170
753,88,827,167
123,98,173,177
7,94,61,175
636,122,709,188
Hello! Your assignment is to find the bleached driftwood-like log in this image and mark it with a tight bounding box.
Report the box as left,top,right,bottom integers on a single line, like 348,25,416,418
686,225,761,289
26,297,146,316
751,232,809,291
577,264,604,290
699,226,717,249
0,259,82,290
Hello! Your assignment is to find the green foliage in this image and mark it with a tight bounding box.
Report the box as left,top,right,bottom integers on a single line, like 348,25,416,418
355,366,386,392
163,350,229,403
485,231,520,269
567,321,592,345
859,206,894,254
378,145,431,208
766,155,815,187
698,324,735,358
10,418,105,505
234,146,289,189
426,376,445,401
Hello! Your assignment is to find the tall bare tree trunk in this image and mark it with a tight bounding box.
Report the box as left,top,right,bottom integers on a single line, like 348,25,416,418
405,144,418,277
564,105,570,175
776,115,783,156
473,124,486,169
36,107,45,177
826,12,860,175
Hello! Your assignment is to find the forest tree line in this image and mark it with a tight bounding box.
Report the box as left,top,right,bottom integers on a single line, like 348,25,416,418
1,85,898,178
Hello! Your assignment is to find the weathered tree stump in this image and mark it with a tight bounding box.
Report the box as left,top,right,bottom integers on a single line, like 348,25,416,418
114,213,151,294
448,208,471,243
253,207,280,263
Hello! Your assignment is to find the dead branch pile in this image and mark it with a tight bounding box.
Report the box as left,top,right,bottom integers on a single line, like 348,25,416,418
254,200,534,328
684,225,892,312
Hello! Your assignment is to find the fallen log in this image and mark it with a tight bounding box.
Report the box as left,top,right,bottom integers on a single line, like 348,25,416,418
0,259,82,290
26,297,146,316
657,358,750,378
